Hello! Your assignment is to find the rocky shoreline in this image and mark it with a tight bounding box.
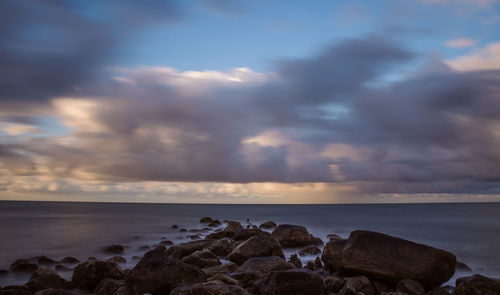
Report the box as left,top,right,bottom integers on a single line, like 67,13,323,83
0,218,499,295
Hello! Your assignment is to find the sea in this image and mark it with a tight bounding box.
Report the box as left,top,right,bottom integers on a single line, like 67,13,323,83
0,201,499,287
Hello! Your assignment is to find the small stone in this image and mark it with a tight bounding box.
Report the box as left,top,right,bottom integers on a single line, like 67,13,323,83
103,245,124,254
59,257,79,264
208,220,222,227
9,259,38,273
160,240,173,246
38,256,58,265
200,217,213,223
298,246,321,256
288,254,302,268
324,275,345,293
259,221,277,229
396,279,425,295
107,256,127,264
172,224,179,229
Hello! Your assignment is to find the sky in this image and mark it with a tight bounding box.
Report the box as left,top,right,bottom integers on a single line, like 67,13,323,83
1,0,500,204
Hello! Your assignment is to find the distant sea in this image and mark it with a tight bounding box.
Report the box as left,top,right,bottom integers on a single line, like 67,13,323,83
0,201,499,286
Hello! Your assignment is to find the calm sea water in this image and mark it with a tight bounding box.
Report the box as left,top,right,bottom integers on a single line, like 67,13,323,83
0,201,499,287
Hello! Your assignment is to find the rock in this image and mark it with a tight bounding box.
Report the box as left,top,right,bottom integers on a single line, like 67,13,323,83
180,228,188,232
9,259,38,273
452,274,500,295
228,271,263,290
321,238,347,272
187,234,201,240
456,261,473,273
0,286,32,295
138,245,150,251
172,224,179,229
111,286,129,295
373,280,394,294
200,217,213,223
233,228,264,241
181,250,221,268
59,257,79,264
37,256,57,265
259,221,277,229
54,265,71,272
107,256,127,264
227,234,284,265
327,234,343,241
71,260,123,290
208,238,235,257
208,220,221,227
205,231,234,240
33,289,73,295
207,274,239,285
288,254,302,268
342,230,456,289
255,269,324,295
313,257,323,270
341,276,376,295
298,246,321,256
396,279,425,295
305,261,315,271
271,224,317,247
0,269,9,276
166,240,215,259
159,240,173,246
224,221,243,233
125,246,206,295
103,245,124,254
202,263,238,277
431,287,450,295
236,256,294,274
171,280,250,295
324,275,345,293
94,278,125,295
26,267,68,293
380,292,408,295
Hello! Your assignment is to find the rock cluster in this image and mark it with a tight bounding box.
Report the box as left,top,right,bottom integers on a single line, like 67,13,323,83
1,218,497,295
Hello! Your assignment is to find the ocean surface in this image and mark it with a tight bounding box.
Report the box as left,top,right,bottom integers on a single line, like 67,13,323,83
0,201,499,287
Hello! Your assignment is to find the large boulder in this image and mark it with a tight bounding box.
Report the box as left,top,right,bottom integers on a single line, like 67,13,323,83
166,240,215,259
259,221,277,229
255,269,324,295
202,263,238,277
71,260,123,290
9,259,38,273
94,278,125,295
103,245,124,254
321,238,347,272
200,217,213,223
125,246,206,295
236,256,294,274
181,250,221,268
342,230,456,289
171,280,249,295
227,235,284,265
205,231,234,239
271,224,317,247
298,246,321,256
233,228,264,241
396,279,425,295
33,289,73,295
208,238,235,257
340,276,376,295
0,286,32,295
26,267,68,293
451,274,500,295
224,221,244,233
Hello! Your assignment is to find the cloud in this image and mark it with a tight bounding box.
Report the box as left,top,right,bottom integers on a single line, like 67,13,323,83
446,42,500,71
1,35,500,200
1,124,42,135
444,38,476,48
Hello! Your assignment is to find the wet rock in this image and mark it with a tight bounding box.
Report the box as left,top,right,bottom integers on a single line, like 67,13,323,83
321,238,347,272
187,234,201,240
205,231,234,240
324,275,345,293
341,276,376,295
342,230,456,289
9,259,38,273
227,234,284,265
103,245,124,255
452,274,500,295
107,256,127,264
33,289,73,295
207,273,239,285
228,271,263,290
313,257,323,270
224,221,243,233
373,280,394,294
202,263,238,277
200,217,213,223
171,280,249,295
138,245,150,251
208,220,221,227
71,260,124,290
288,254,302,268
327,233,343,241
255,269,324,295
0,286,32,295
111,286,129,295
298,245,321,256
180,228,188,232
259,221,277,229
380,292,408,295
305,261,315,271
181,250,221,268
37,256,57,266
271,224,317,247
94,278,125,295
233,228,264,241
54,265,71,272
236,256,294,274
172,224,179,229
0,269,9,276
396,279,425,295
159,240,173,246
125,246,205,295
208,238,235,257
59,257,79,264
26,267,68,293
431,287,450,295
166,240,215,259
455,261,473,273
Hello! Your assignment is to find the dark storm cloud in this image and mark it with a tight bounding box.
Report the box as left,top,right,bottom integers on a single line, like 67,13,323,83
1,33,500,196
0,0,182,104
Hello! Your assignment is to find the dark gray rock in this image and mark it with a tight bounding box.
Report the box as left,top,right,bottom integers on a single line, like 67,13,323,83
271,224,317,247
288,254,302,268
26,267,68,293
396,279,425,295
233,228,264,241
236,256,294,274
202,263,238,277
298,246,321,256
9,259,38,273
208,238,235,257
71,260,123,290
259,221,277,229
200,217,213,223
452,274,500,295
103,245,124,255
321,238,347,272
255,269,324,295
171,280,249,295
324,275,345,293
166,240,215,259
94,278,125,295
227,234,284,265
37,256,57,266
59,257,79,264
341,276,376,295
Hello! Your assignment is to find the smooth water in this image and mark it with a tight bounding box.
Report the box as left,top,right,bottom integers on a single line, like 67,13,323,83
0,201,499,286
